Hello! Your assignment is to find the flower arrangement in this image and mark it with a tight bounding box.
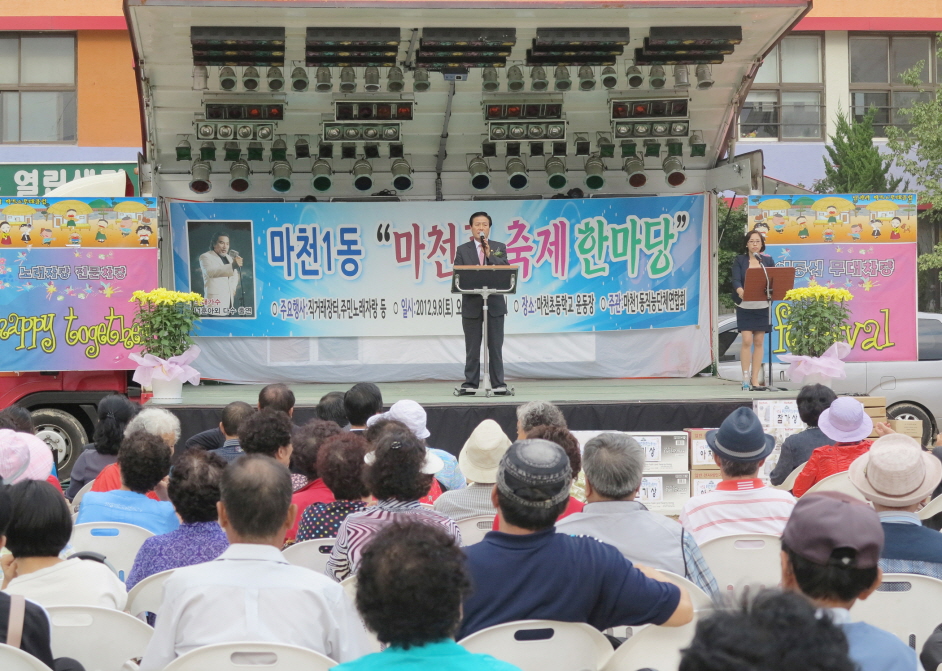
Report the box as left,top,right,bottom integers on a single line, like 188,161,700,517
782,281,853,358
130,289,203,360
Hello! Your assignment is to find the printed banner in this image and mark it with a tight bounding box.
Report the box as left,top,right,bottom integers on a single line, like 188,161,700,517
169,196,705,338
747,193,917,362
0,163,138,198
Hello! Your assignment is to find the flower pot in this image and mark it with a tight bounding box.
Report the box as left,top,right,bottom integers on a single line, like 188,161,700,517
151,377,184,404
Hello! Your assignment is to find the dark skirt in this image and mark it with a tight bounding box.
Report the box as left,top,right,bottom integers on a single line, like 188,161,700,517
736,305,771,333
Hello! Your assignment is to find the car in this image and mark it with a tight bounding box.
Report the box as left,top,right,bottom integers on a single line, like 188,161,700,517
717,312,942,445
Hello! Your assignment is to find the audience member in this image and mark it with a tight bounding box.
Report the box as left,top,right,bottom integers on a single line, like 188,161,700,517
328,428,460,581
679,408,795,544
1,480,126,609
557,433,718,596
769,384,836,485
185,383,295,451
66,394,138,500
214,401,255,463
365,419,443,504
296,433,371,542
367,399,465,491
239,409,293,466
524,424,584,518
284,419,343,542
0,406,34,433
316,391,349,428
126,449,229,591
76,431,178,534
515,400,565,439
91,408,180,497
780,491,917,671
345,382,383,432
679,590,855,671
849,433,942,578
458,439,692,639
139,455,370,670
333,522,520,671
434,420,510,521
0,429,54,485
793,397,874,497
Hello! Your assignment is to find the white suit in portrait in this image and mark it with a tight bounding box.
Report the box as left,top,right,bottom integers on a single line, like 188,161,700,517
199,250,239,315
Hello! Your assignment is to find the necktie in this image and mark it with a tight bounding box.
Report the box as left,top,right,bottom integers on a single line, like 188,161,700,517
479,244,485,265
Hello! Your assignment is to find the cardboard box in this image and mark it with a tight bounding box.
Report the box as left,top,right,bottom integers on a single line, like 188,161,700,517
690,469,725,497
889,419,924,441
571,431,689,474
637,471,690,516
686,429,720,470
854,396,886,408
863,406,888,419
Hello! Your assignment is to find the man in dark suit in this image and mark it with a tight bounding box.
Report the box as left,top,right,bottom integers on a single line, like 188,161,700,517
454,211,509,395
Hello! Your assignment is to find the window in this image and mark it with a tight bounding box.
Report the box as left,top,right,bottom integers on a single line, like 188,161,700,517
0,34,77,143
849,34,936,137
740,35,824,141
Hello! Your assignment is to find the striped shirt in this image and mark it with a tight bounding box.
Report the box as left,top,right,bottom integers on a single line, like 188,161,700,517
327,499,462,581
679,479,796,545
434,483,495,521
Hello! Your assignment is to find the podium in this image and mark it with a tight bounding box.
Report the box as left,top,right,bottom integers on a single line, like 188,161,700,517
743,265,795,389
451,265,519,397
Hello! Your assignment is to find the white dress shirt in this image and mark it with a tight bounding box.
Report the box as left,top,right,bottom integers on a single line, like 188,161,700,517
5,558,127,610
140,543,371,670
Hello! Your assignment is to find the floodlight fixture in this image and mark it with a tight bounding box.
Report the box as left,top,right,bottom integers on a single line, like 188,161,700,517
673,65,690,88
554,65,571,91
229,159,251,192
223,142,241,162
271,138,288,162
545,156,567,190
314,67,332,92
649,65,666,89
192,65,208,91
482,66,500,92
219,66,237,91
689,131,707,157
663,154,686,186
189,161,212,194
506,156,528,190
578,66,596,91
530,66,548,91
199,141,217,162
364,66,381,92
311,159,333,192
352,158,373,191
391,158,413,191
584,155,605,190
271,161,292,192
469,156,491,190
340,67,357,93
387,66,404,92
291,67,309,91
626,65,644,88
696,64,714,89
413,68,431,92
243,66,260,91
600,66,618,90
175,139,192,162
507,65,525,92
295,137,311,159
267,67,284,91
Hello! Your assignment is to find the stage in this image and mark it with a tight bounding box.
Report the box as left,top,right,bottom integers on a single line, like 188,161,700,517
168,377,796,455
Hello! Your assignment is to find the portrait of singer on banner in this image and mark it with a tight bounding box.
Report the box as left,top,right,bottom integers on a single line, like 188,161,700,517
168,195,705,339
747,193,918,363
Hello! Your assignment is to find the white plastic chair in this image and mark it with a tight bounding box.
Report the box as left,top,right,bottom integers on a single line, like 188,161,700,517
458,619,614,671
805,471,867,500
283,538,336,573
699,534,782,596
126,568,175,619
919,495,942,520
455,515,494,545
0,643,52,671
70,479,96,512
772,462,806,491
46,605,154,671
601,611,704,671
850,573,942,651
162,642,337,671
69,522,155,582
659,571,715,611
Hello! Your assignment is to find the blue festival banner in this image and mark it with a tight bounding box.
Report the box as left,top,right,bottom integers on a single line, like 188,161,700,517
169,196,704,338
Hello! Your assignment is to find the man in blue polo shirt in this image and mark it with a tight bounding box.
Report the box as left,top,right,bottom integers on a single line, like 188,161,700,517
458,439,693,640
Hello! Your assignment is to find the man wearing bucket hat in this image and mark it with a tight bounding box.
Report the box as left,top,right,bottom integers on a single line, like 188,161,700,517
848,433,942,579
679,408,795,545
434,420,512,521
793,397,874,497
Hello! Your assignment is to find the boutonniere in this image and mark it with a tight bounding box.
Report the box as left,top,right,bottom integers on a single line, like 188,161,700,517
492,249,504,257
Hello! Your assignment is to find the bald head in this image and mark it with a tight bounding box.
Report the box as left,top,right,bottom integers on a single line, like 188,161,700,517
219,455,293,542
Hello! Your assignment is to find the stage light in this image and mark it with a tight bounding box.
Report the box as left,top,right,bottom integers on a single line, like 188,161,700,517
314,67,331,92
192,65,208,91
219,67,237,91
626,65,643,88
387,66,404,92
554,65,571,91
390,158,412,191
507,66,524,92
267,67,284,91
530,66,548,91
340,67,356,93
271,138,288,161
223,142,241,162
482,66,499,92
189,161,212,194
597,134,615,158
176,139,192,162
663,153,685,187
649,65,666,89
584,155,605,190
696,64,714,90
200,141,217,161
247,142,264,161
574,133,591,156
673,65,690,89
291,67,309,92
545,156,567,190
352,158,373,191
364,67,380,92
689,131,707,157
624,153,646,188
413,68,430,92
243,67,260,91
256,125,273,141
578,66,596,91
295,137,310,159
311,159,333,192
469,156,491,190
506,156,528,190
600,66,618,90
229,159,251,192
271,161,292,192
382,125,400,140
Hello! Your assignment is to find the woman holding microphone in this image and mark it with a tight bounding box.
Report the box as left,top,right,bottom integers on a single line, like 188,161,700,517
732,230,775,390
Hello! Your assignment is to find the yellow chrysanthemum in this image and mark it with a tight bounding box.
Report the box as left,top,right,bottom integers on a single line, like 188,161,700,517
784,280,853,303
129,288,204,305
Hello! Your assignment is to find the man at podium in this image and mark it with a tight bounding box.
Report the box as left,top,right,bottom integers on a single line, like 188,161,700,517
454,212,509,395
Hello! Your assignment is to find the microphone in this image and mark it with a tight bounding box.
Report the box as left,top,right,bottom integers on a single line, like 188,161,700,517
230,250,240,258
753,252,762,261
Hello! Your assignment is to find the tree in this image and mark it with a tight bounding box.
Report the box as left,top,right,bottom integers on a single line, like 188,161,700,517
814,107,906,194
717,197,748,310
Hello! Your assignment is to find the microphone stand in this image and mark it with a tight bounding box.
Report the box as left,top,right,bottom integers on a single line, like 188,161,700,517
756,252,773,390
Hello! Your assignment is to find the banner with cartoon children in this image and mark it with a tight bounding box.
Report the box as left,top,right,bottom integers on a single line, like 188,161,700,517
747,193,918,362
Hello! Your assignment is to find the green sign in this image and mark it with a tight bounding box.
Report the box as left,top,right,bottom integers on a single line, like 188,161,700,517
0,163,138,198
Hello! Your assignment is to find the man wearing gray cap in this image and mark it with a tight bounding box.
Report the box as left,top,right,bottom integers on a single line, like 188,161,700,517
457,439,693,640
781,491,917,671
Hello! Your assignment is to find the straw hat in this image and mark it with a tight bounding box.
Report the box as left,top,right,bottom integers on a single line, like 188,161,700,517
458,419,512,484
848,434,942,507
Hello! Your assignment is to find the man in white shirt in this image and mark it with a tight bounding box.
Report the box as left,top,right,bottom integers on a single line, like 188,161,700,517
140,455,371,670
198,232,241,316
679,408,795,544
